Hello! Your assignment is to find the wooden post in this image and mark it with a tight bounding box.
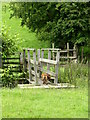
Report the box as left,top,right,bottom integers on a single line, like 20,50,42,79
19,52,23,72
54,50,60,84
27,50,32,83
47,50,51,71
41,49,44,58
33,49,38,85
37,49,41,78
52,43,55,60
23,49,27,78
73,44,77,63
67,43,69,62
41,49,44,72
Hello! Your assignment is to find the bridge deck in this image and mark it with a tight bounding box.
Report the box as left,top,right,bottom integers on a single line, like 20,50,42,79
18,82,76,89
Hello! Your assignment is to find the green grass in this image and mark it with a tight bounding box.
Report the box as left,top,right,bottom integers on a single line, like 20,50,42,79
2,88,88,118
2,3,50,49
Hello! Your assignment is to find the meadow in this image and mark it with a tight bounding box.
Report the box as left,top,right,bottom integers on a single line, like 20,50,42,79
2,87,88,118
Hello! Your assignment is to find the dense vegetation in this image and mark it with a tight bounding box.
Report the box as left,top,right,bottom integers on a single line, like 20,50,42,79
10,3,89,55
1,25,20,58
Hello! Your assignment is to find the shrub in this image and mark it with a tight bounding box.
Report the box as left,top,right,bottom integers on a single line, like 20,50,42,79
0,24,21,58
1,65,23,88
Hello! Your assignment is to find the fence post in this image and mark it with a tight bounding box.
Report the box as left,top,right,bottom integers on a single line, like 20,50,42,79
73,44,77,63
54,50,60,84
37,49,41,78
67,43,69,62
33,49,38,85
52,43,55,60
19,52,23,72
23,49,27,78
27,50,32,83
41,49,44,73
47,49,51,71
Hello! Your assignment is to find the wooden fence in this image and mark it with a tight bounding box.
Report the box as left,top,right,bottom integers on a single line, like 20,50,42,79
52,43,77,64
2,53,22,73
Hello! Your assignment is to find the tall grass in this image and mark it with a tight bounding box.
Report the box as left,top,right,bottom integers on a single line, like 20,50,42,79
58,63,88,88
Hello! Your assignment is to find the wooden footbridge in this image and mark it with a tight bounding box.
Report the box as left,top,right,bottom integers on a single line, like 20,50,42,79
2,43,77,86
20,43,77,85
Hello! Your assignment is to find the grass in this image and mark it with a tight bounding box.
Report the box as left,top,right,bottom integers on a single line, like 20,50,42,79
2,3,50,49
2,87,88,118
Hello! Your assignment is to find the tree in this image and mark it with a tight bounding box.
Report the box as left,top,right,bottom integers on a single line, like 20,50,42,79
9,2,89,49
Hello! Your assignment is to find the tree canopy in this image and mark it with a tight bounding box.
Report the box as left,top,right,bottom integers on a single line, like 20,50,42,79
9,2,89,49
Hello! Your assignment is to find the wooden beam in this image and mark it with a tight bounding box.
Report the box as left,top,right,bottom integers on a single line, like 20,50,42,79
47,50,51,70
39,58,57,65
54,50,60,84
27,50,32,83
41,48,60,51
33,50,38,85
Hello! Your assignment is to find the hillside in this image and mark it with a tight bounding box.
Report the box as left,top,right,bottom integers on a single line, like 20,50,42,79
2,3,50,49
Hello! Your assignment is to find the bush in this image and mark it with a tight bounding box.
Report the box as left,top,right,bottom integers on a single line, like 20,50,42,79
1,65,23,88
0,25,22,88
0,24,21,58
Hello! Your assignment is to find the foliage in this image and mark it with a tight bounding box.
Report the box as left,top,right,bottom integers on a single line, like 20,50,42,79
1,65,23,88
9,2,89,49
1,66,17,88
0,24,21,58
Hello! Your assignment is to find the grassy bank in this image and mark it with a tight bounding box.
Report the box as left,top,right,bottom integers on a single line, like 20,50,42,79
2,87,88,118
2,3,50,49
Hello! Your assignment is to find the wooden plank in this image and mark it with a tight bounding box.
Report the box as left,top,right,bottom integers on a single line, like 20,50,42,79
30,59,38,65
67,43,69,60
60,50,67,53
47,50,51,70
19,52,23,71
54,50,60,84
33,50,38,85
42,48,61,51
27,50,32,82
23,48,35,51
23,49,27,72
73,44,77,63
52,43,55,60
60,56,76,59
37,49,41,78
69,49,76,51
39,58,57,65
